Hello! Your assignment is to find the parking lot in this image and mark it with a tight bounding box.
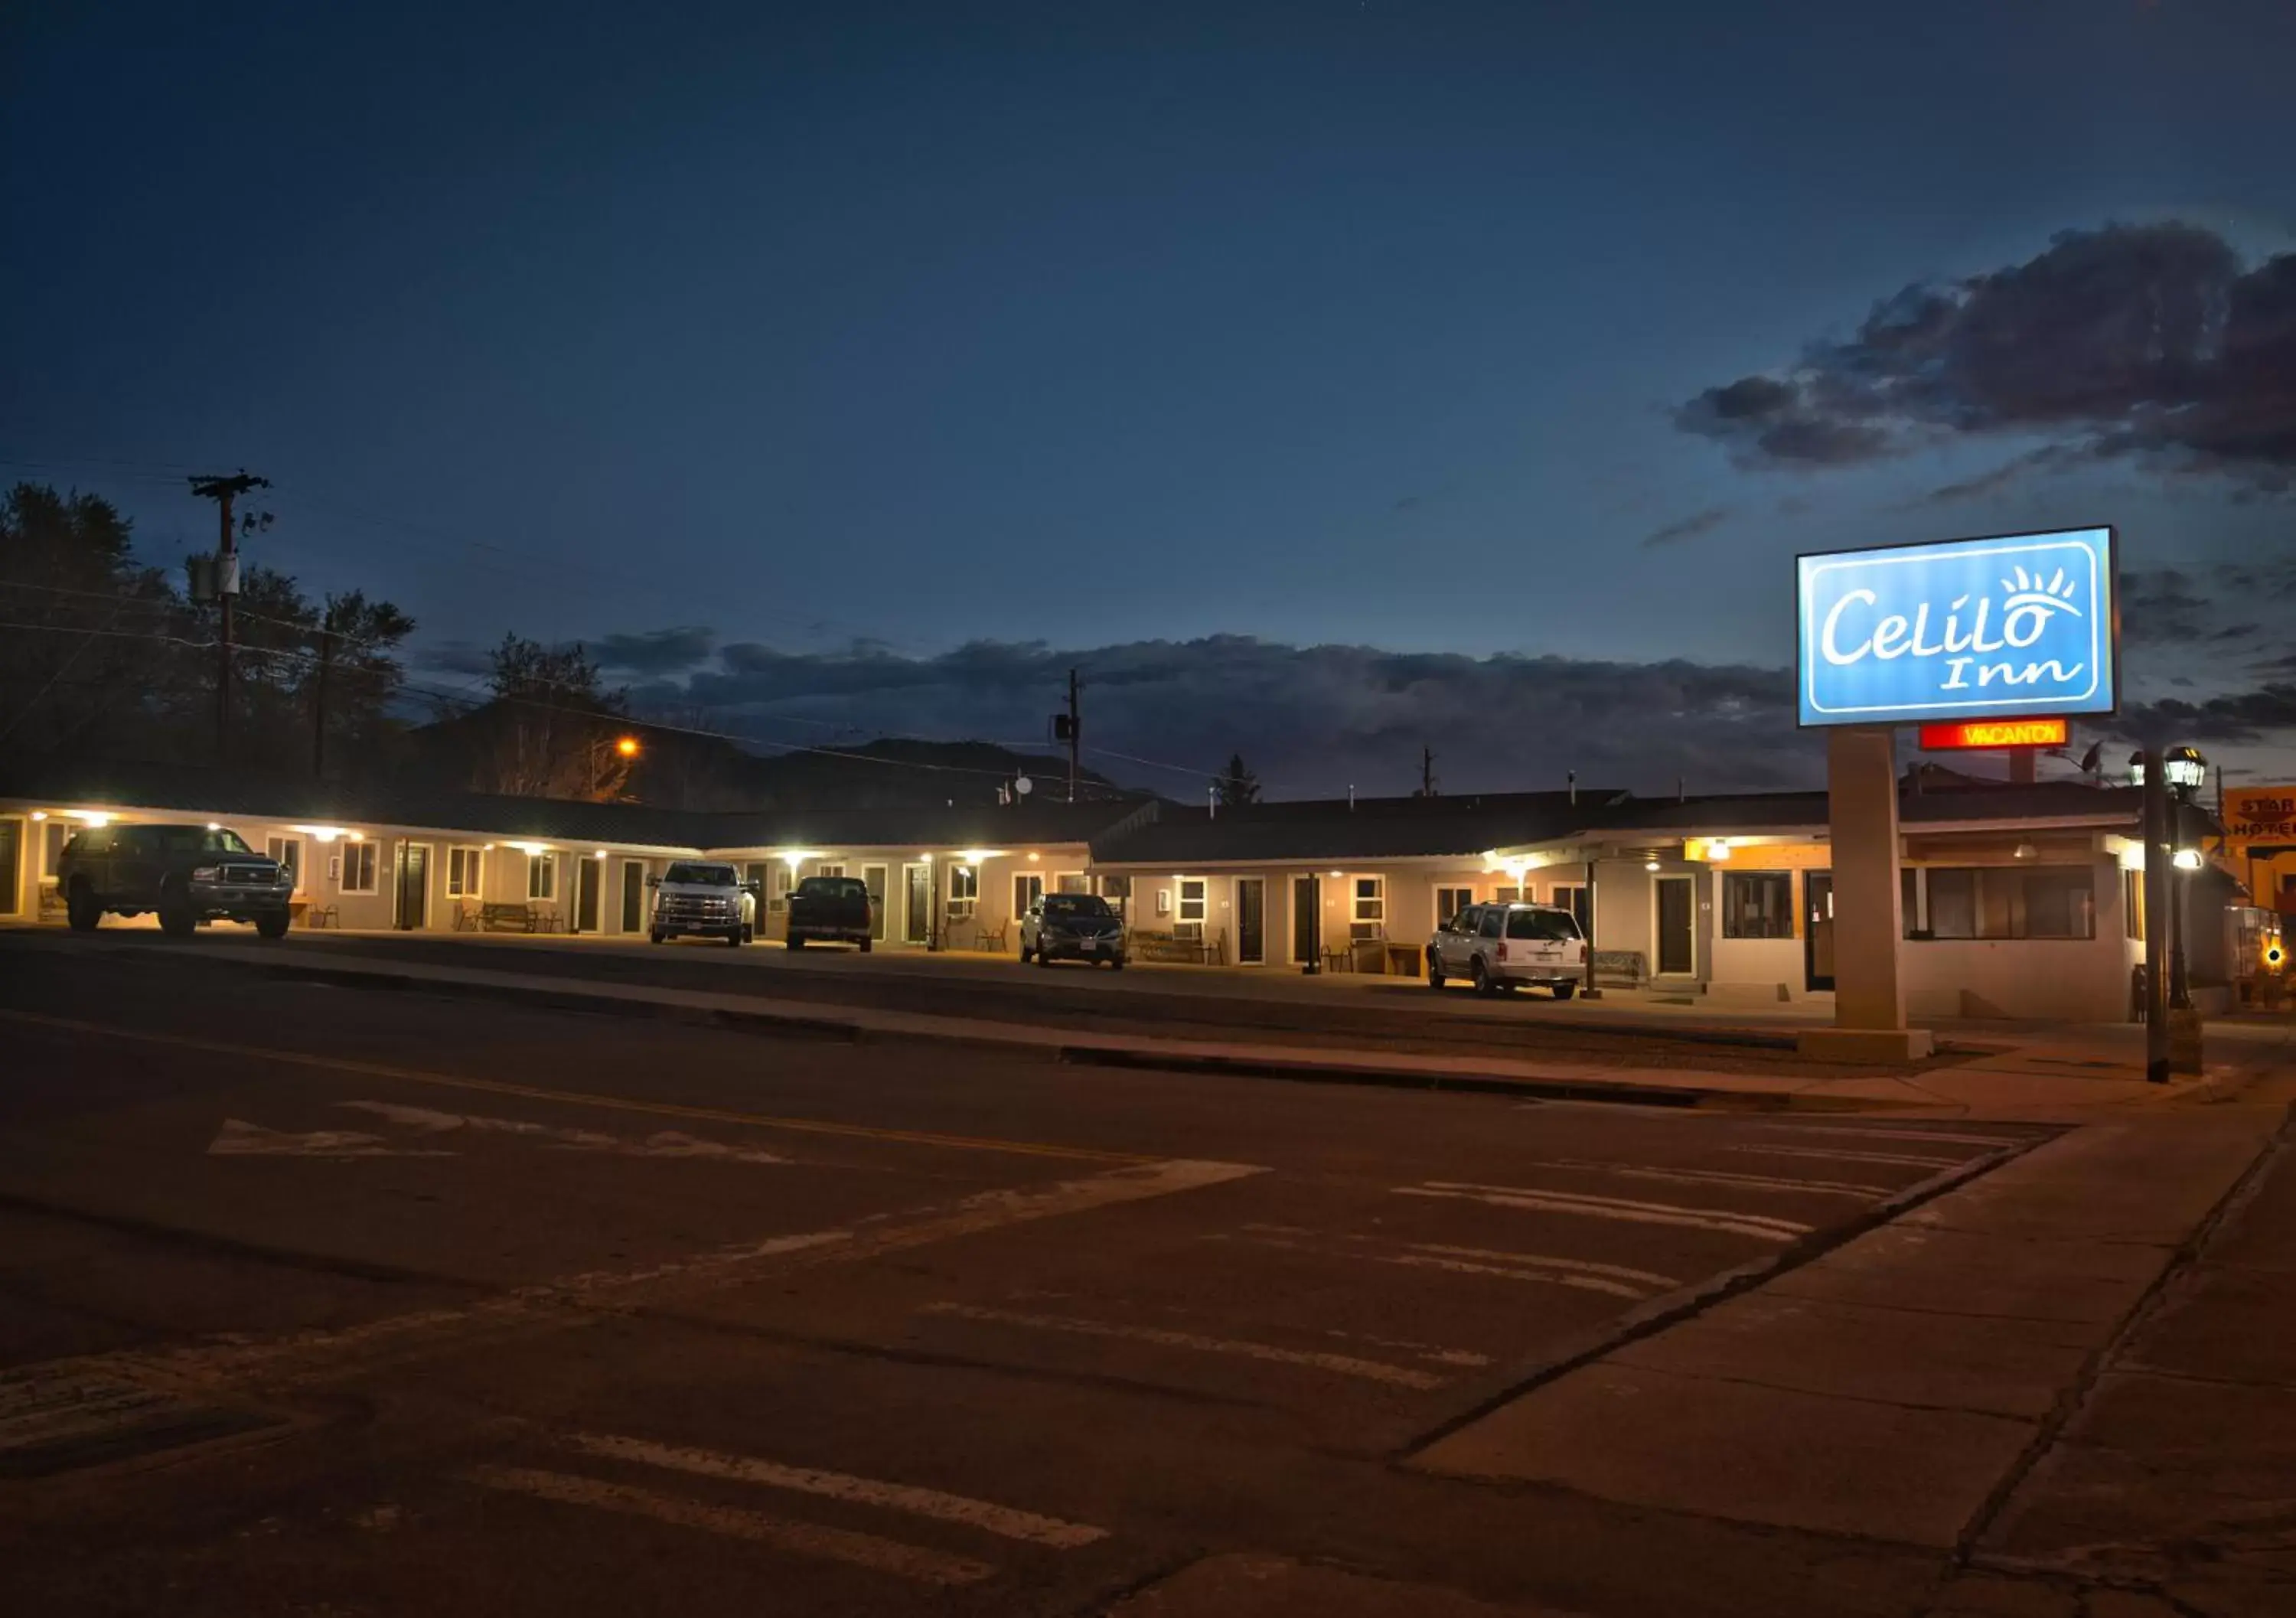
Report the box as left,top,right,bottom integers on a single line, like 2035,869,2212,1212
0,941,2053,1616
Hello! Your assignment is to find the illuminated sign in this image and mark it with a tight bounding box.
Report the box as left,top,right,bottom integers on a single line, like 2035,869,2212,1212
1797,527,2118,728
1918,717,2069,751
2226,785,2296,847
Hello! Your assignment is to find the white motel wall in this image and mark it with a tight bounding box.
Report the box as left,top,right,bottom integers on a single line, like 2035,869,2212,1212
0,766,2217,1024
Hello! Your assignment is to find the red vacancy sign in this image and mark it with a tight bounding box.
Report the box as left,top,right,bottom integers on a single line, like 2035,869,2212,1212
1917,716,2069,751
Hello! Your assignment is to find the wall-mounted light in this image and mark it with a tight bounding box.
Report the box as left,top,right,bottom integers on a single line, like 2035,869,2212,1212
2173,848,2204,871
206,822,221,831
958,849,1000,865
1644,860,1662,873
593,849,609,860
506,840,550,856
2014,842,2038,860
347,830,365,843
67,811,112,827
1027,851,1040,863
1705,838,1732,861
1328,869,1344,879
30,811,47,821
292,824,345,843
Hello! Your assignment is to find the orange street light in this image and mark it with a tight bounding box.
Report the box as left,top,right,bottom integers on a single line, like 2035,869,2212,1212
615,736,641,758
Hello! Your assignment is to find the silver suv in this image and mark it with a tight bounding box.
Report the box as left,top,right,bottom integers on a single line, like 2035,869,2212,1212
1427,902,1585,999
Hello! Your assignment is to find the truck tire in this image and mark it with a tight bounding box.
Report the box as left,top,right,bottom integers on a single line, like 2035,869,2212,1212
650,928,665,944
67,883,101,932
1426,949,1445,990
158,884,199,939
1017,942,1032,964
1551,981,1577,1001
1470,957,1496,998
788,934,806,951
725,928,743,948
255,909,291,941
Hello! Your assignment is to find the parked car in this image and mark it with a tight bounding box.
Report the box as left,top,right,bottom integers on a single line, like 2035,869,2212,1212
648,860,754,947
1427,902,1585,998
786,875,872,951
55,823,295,939
1019,892,1127,968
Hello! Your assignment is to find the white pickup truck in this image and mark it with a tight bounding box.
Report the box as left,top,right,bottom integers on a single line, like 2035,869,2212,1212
647,860,758,947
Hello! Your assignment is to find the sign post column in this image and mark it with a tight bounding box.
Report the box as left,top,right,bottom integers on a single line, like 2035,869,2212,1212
1801,727,1932,1062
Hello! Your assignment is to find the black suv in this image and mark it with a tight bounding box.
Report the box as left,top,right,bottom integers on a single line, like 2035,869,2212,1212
56,823,295,938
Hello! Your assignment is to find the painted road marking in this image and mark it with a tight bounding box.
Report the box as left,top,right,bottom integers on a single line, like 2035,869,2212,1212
920,1302,1452,1390
1394,1182,1812,1243
468,1466,996,1586
82,1159,1264,1394
0,1007,1146,1164
1724,1143,1971,1169
1748,1124,2029,1149
207,1119,455,1159
338,1101,794,1163
566,1433,1107,1548
1518,1158,1892,1199
1232,1224,1677,1301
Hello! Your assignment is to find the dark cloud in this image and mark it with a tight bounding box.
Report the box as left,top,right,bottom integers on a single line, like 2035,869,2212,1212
1678,223,2296,492
628,635,1812,795
2109,684,2296,745
1391,494,1424,514
2121,568,2216,646
1640,505,1733,548
594,625,716,674
413,638,496,678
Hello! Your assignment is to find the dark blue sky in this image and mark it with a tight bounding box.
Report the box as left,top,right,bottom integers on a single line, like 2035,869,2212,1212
6,1,2294,792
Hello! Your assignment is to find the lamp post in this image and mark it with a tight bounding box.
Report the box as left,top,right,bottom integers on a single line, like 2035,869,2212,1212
2131,750,2170,1082
2164,745,2207,1010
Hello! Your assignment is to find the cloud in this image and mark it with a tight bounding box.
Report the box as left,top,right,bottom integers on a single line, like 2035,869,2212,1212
626,634,1814,795
1677,223,2296,493
594,625,716,674
2108,683,2296,745
1640,505,1733,548
2120,569,2216,646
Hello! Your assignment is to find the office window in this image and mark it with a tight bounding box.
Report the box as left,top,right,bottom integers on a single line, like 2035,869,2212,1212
445,845,481,898
526,850,556,902
1920,867,2094,941
1722,871,1794,939
1176,876,1206,939
1551,883,1590,931
949,864,978,918
1352,876,1384,940
341,841,380,895
1435,885,1476,928
2124,869,2145,941
267,836,305,891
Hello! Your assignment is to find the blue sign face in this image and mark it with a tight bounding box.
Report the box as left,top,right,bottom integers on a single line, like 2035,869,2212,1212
1797,527,2117,728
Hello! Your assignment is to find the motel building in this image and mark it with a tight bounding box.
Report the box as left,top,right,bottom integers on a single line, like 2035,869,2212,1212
0,758,2249,1023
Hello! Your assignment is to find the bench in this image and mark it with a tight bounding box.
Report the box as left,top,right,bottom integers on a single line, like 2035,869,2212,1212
478,902,547,934
1592,948,1647,989
1130,929,1221,966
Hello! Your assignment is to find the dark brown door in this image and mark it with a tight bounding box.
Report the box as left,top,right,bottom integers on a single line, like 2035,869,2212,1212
1656,876,1694,975
397,844,429,930
1236,879,1265,964
1805,872,1835,990
576,856,601,933
619,860,645,931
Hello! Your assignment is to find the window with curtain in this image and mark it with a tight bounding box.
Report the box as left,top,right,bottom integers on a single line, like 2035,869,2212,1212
1721,871,1794,939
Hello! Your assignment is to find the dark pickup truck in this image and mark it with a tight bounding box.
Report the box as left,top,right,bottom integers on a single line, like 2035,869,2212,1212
786,875,872,951
55,823,295,938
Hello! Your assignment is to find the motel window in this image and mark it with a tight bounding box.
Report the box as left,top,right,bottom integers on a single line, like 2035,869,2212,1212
2124,869,2146,941
1176,876,1207,939
41,819,70,881
1435,885,1476,928
445,846,481,898
526,850,556,902
1493,885,1523,905
1722,872,1794,940
1014,872,1045,916
817,864,845,878
949,865,978,918
758,863,788,912
1920,867,2095,941
1097,874,1131,901
1352,876,1384,940
268,836,305,891
1551,883,1590,931
1055,872,1090,894
341,841,380,895
0,819,18,915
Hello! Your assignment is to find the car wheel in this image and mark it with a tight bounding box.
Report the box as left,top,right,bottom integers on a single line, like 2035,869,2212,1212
1018,942,1032,964
649,928,665,944
1426,950,1446,990
254,909,291,941
1470,957,1496,998
788,934,805,951
1109,957,1125,970
859,938,872,954
1035,947,1053,967
1552,980,1577,1001
66,883,101,932
726,928,743,948
158,884,198,939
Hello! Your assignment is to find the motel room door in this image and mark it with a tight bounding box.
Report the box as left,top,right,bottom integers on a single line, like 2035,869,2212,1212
395,843,430,930
1805,872,1836,991
1290,875,1319,965
903,864,931,944
619,860,646,932
1655,875,1694,977
575,856,602,934
863,864,889,941
1235,878,1266,964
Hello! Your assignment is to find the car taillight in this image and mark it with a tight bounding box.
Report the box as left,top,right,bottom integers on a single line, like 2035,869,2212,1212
1496,942,1509,962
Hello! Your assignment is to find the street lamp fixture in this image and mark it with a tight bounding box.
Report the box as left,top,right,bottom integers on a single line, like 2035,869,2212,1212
2172,848,2204,871
2164,745,2207,799
2127,750,2146,788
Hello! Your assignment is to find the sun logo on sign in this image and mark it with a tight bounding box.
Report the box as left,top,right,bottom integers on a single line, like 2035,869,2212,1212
2001,566,2082,621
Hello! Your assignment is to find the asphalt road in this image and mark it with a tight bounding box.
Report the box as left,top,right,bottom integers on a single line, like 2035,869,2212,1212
0,944,2053,1616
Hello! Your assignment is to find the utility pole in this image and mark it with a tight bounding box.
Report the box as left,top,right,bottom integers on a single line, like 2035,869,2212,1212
188,471,271,762
2141,749,2170,1083
1420,746,1438,798
1065,667,1081,803
311,621,335,778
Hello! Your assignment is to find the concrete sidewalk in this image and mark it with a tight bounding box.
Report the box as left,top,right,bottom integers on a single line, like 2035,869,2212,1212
1411,1107,2290,1599
34,931,2283,1116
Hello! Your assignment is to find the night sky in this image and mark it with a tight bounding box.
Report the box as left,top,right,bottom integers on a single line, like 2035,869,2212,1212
6,2,2293,796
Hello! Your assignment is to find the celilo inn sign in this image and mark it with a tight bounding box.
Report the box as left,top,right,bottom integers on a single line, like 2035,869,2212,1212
1797,527,2118,729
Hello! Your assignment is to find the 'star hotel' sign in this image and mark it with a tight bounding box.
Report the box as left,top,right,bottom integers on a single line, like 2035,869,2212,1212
1797,527,2119,729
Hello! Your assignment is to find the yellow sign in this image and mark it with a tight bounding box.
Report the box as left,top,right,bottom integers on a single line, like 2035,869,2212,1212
2226,785,2296,847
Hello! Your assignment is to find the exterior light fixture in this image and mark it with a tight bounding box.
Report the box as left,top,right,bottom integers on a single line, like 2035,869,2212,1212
292,824,344,843
593,849,609,860
506,840,550,856
1644,860,1661,873
2173,848,2204,871
958,850,999,865
30,811,46,821
1328,869,1344,879
67,811,112,827
347,830,365,842
2164,745,2207,799
1706,838,1731,860
1027,851,1040,863
2126,751,2146,788
2014,842,2038,860
481,843,495,851
206,822,221,831
615,736,640,758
